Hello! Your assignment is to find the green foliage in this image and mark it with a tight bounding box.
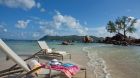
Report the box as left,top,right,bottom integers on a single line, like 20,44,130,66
106,16,137,37
39,35,104,42
106,21,116,33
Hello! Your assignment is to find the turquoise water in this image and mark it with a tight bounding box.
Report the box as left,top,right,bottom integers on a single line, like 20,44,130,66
0,41,140,78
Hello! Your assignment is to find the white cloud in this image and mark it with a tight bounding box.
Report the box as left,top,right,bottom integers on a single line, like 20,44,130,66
129,19,140,39
40,8,46,12
0,0,47,13
87,26,112,38
35,2,46,12
16,20,31,29
134,19,140,27
0,24,8,32
36,2,41,8
53,11,88,35
0,0,36,10
37,11,88,36
3,29,7,32
122,16,140,38
32,32,40,38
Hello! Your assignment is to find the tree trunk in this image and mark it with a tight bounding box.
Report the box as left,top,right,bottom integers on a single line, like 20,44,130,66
123,28,126,41
123,24,126,39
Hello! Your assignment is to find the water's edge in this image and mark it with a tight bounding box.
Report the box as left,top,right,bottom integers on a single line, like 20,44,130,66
83,46,111,78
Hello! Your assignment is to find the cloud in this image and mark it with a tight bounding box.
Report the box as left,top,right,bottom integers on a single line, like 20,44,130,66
0,0,46,13
87,26,112,38
15,20,31,29
36,11,88,36
3,29,7,32
40,8,46,12
134,19,140,27
36,2,41,8
123,16,140,38
129,19,140,38
32,32,40,38
0,24,8,33
4,15,140,40
53,11,88,35
0,0,36,10
36,2,46,12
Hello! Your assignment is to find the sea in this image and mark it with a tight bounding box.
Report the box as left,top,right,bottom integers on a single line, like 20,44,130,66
0,40,140,78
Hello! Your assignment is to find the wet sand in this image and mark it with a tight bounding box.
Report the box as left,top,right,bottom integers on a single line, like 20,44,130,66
99,52,140,78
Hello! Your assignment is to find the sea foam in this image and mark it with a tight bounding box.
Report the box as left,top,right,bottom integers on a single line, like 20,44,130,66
83,45,112,78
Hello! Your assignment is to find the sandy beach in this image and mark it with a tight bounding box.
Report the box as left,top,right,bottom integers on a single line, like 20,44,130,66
0,51,94,78
1,41,140,78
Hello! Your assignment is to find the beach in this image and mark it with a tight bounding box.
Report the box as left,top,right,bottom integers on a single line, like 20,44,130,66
0,50,94,78
0,41,94,78
1,41,140,78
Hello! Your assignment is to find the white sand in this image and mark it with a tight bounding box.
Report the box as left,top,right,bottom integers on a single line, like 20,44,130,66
0,52,94,78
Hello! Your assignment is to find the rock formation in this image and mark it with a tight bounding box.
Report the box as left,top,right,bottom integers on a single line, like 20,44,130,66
83,36,93,43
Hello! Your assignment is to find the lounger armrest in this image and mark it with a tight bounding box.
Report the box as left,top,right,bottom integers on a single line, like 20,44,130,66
48,53,63,57
24,55,40,62
34,49,46,55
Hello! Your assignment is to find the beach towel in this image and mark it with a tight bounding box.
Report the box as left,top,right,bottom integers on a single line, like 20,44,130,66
50,64,80,78
28,60,80,78
62,63,74,67
28,60,42,74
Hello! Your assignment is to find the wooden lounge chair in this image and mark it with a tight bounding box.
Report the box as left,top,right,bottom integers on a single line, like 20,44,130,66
38,41,71,60
0,39,61,78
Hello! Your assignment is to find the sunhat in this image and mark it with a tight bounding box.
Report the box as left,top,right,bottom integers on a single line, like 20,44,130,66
49,59,62,65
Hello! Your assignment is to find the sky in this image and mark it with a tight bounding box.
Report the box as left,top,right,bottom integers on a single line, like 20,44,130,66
0,0,140,40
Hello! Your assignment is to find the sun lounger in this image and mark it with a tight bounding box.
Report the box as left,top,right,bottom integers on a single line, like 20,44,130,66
0,39,61,78
0,39,86,78
38,41,71,60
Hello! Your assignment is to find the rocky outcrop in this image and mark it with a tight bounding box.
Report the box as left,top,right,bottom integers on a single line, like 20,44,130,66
83,36,93,43
104,33,140,46
61,40,73,45
104,33,129,46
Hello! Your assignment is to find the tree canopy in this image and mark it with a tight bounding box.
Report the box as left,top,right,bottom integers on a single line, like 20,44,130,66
106,16,137,38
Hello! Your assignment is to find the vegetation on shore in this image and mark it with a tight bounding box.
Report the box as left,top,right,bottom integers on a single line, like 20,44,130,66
39,35,104,43
105,16,140,45
106,16,137,38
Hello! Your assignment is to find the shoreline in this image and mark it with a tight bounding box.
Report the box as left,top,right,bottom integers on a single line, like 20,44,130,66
0,51,94,78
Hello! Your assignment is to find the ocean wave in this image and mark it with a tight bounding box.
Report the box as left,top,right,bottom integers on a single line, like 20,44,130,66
82,46,112,78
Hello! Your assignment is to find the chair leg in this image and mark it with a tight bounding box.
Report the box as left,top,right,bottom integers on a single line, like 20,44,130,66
85,69,86,78
81,68,86,78
69,54,71,60
62,56,63,61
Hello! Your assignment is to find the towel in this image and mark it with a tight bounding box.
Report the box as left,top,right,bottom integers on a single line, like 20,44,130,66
50,65,80,78
62,63,74,67
47,48,52,53
28,60,42,74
